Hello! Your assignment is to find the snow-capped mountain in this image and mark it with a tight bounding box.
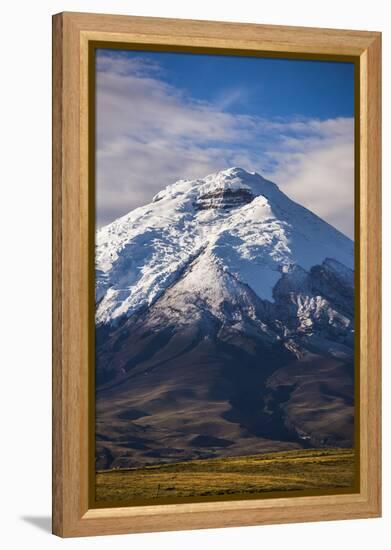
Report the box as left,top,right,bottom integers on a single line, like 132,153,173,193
95,168,355,470
96,167,353,326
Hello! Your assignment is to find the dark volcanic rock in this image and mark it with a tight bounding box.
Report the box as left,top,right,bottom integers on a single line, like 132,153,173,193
195,188,255,210
95,254,355,470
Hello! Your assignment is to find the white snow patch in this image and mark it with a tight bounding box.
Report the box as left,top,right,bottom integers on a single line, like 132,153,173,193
96,167,354,325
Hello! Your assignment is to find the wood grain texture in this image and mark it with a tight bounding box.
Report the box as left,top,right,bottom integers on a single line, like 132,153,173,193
52,12,382,537
52,12,63,537
65,11,378,55
362,34,382,513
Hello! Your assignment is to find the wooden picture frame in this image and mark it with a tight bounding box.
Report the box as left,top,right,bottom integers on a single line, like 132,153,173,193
52,11,381,537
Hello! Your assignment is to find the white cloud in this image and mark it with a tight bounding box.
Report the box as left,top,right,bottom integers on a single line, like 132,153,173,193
263,118,355,238
96,52,354,238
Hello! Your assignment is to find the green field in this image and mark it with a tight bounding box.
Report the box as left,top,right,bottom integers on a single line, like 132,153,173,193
96,448,356,503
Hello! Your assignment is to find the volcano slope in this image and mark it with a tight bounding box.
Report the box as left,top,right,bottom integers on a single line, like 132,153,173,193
94,168,356,491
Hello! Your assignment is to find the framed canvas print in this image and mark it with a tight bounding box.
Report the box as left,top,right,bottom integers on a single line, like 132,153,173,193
52,12,381,537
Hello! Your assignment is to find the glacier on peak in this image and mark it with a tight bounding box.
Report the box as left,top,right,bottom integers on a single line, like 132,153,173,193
96,167,354,326
151,166,274,204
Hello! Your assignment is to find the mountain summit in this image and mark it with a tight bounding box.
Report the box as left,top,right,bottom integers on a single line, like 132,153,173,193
95,168,355,470
96,167,353,325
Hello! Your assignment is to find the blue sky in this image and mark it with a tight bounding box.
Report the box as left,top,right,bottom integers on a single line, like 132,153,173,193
96,49,355,237
125,51,354,119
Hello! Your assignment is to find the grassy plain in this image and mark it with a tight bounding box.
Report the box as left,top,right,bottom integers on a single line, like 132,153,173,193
95,448,355,503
